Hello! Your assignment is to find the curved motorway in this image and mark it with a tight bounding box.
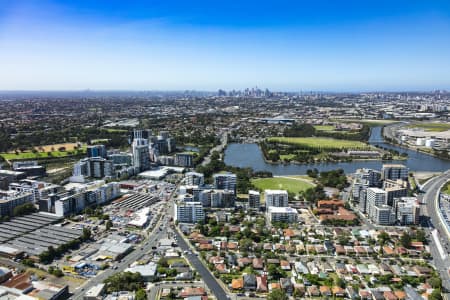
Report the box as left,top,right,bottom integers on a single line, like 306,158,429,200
421,172,450,295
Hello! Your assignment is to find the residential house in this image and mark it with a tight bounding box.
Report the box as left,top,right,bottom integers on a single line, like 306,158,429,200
256,275,268,293
231,278,243,290
320,286,332,297
307,285,320,297
333,286,345,297
252,258,264,270
280,278,293,295
243,274,256,291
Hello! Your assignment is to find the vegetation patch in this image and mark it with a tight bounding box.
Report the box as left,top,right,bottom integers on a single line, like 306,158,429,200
441,180,450,195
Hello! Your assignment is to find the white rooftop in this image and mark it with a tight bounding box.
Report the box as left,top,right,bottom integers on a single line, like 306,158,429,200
265,189,288,195
268,206,297,213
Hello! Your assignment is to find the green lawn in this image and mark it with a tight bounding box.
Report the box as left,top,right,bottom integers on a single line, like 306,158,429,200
267,137,370,150
251,177,314,194
280,154,297,160
1,149,86,160
409,122,450,132
314,125,336,132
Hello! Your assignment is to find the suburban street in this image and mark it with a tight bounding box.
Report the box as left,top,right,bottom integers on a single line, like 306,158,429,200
172,230,229,300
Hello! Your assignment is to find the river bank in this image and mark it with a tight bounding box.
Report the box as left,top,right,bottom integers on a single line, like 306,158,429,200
224,126,450,175
381,125,450,161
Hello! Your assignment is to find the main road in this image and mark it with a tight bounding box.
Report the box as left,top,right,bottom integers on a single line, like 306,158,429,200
71,202,171,300
201,131,228,166
167,187,230,300
420,172,450,296
172,229,229,300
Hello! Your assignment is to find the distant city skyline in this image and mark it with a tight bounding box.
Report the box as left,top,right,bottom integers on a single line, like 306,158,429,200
1,0,450,91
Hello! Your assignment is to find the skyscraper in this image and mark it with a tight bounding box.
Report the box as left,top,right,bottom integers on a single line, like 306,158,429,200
265,190,289,210
248,190,261,209
132,138,150,172
213,172,237,194
381,164,409,181
87,145,107,159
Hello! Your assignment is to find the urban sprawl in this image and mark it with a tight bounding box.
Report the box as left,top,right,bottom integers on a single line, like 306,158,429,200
0,90,449,300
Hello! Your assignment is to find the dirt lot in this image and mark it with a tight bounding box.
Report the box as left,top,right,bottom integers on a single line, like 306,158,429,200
33,143,82,152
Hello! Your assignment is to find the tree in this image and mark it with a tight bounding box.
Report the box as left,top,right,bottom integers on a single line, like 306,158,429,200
268,264,285,280
103,272,144,292
13,202,37,217
39,250,53,264
415,229,426,243
52,268,64,277
429,276,442,289
166,268,177,277
377,231,390,246
335,277,346,288
21,259,35,267
338,235,350,245
82,228,92,241
267,289,288,300
106,220,113,231
158,257,169,268
135,289,147,300
400,232,412,248
429,289,443,300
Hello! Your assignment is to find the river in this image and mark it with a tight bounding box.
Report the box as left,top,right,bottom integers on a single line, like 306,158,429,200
224,126,450,175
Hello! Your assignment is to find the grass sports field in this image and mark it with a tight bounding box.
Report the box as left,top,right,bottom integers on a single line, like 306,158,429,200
251,177,314,194
0,150,84,160
267,137,370,150
1,145,86,160
409,122,450,132
314,125,336,132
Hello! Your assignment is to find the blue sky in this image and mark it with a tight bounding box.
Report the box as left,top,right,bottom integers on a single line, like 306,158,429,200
1,0,450,91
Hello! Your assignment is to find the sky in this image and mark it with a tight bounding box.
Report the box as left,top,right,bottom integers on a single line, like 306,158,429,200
1,0,450,91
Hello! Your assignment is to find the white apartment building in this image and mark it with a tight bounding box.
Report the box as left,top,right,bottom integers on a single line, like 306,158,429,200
132,138,151,172
381,164,409,181
267,206,298,223
185,172,204,186
175,202,205,224
248,190,260,209
373,205,394,225
265,190,288,211
394,197,420,225
366,187,387,219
